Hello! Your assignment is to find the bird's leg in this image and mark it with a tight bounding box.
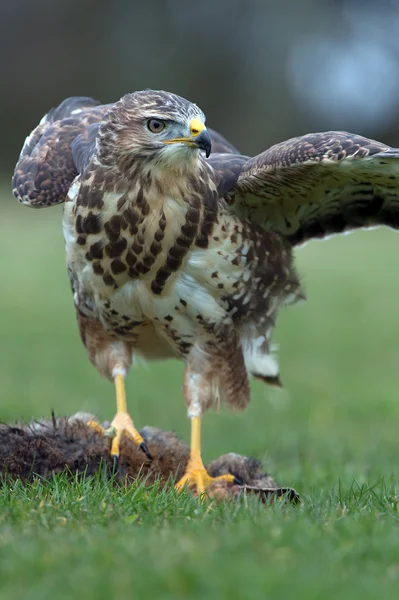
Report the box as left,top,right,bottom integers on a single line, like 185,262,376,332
108,372,151,459
88,370,151,461
176,415,236,495
175,360,237,495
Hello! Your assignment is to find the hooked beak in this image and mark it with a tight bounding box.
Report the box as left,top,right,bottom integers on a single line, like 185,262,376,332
192,128,212,158
163,118,212,157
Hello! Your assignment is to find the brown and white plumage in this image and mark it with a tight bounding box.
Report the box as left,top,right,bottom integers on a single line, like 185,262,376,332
12,90,399,492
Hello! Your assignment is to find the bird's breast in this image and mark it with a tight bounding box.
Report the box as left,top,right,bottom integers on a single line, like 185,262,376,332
64,178,207,326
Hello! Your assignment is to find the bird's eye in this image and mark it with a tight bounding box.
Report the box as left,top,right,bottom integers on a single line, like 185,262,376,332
147,119,166,133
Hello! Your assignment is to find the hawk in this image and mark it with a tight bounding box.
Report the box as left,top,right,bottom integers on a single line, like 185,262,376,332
12,90,399,494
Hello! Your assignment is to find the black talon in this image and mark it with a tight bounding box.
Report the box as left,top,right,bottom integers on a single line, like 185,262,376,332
112,454,119,473
139,441,152,460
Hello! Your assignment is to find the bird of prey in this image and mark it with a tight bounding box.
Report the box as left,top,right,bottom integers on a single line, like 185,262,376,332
12,90,399,494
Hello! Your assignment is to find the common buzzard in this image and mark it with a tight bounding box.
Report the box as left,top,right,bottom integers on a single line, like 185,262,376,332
12,90,399,493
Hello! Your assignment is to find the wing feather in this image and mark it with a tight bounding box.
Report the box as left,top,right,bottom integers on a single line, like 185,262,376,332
224,131,399,245
12,97,110,208
206,153,249,196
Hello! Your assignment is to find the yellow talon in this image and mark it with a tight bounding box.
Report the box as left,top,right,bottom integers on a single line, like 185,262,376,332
87,373,151,460
87,420,105,435
176,453,235,496
110,427,123,458
175,416,236,496
106,410,147,457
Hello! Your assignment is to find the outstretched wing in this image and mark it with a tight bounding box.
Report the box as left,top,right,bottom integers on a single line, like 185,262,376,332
12,96,239,209
223,131,399,245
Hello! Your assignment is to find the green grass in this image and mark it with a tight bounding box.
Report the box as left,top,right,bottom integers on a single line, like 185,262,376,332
2,195,399,598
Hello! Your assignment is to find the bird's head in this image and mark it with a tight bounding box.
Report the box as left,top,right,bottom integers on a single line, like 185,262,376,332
98,90,211,174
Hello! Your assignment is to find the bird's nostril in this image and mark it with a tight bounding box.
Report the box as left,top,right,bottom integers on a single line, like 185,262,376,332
190,118,204,137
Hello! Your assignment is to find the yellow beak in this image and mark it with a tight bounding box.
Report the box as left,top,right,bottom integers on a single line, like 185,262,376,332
163,118,212,157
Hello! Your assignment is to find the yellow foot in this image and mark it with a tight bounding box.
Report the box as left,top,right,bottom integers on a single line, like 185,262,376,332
88,412,152,460
175,453,237,496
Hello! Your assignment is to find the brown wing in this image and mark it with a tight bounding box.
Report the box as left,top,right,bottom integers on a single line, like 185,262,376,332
206,153,249,196
223,131,399,245
12,97,111,208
